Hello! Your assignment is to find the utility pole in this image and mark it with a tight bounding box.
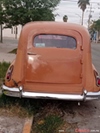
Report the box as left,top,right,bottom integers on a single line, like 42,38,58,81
0,24,3,43
87,2,100,29
88,4,93,29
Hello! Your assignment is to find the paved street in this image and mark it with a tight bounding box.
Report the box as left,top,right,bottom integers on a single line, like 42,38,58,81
0,38,18,62
91,43,100,73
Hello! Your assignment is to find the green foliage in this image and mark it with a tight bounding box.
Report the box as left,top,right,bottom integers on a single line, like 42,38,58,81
0,62,10,79
2,0,60,27
35,114,63,133
78,0,90,12
0,0,4,25
90,19,100,31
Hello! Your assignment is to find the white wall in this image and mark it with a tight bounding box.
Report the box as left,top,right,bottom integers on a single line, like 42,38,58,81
3,25,22,39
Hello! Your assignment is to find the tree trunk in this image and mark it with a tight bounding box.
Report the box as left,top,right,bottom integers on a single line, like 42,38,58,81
15,26,18,39
81,11,84,25
0,24,3,43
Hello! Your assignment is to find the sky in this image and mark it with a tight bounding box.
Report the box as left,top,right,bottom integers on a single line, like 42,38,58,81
54,0,100,27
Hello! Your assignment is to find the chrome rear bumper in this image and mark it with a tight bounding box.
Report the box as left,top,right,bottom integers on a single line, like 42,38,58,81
1,85,100,101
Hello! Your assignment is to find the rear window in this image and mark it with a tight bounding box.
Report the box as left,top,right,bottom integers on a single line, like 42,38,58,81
34,34,77,49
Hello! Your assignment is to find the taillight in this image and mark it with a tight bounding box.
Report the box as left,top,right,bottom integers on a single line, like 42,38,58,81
97,77,100,86
97,79,100,85
6,66,13,81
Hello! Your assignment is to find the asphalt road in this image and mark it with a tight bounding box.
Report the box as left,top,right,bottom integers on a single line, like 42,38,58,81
91,43,100,74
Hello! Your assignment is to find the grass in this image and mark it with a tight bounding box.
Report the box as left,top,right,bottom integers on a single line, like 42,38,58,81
0,61,31,118
35,114,63,133
0,95,43,118
8,48,17,54
0,62,10,79
0,94,78,132
32,102,64,133
0,95,78,132
0,62,10,86
31,101,78,133
0,61,45,118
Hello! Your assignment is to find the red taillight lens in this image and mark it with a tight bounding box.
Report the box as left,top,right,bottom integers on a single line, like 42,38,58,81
6,66,13,81
7,73,11,80
97,79,100,85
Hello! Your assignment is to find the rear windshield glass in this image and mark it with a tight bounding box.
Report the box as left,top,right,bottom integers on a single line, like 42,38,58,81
34,34,77,49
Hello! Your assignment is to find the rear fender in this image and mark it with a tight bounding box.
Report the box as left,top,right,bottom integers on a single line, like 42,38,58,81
4,60,16,87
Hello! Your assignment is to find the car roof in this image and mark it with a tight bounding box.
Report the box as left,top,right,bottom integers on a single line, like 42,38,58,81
23,21,89,35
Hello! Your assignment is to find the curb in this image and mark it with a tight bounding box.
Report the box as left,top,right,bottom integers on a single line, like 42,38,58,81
22,116,33,133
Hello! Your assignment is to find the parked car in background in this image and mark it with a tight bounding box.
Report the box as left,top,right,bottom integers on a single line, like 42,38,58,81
2,22,100,101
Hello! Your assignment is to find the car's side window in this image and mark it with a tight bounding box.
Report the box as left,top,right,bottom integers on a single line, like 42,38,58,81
34,34,77,49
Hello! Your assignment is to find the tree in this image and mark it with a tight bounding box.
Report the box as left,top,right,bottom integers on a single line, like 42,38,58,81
94,19,100,31
0,0,5,43
3,0,60,27
89,19,100,41
78,0,90,25
90,20,100,31
63,15,68,22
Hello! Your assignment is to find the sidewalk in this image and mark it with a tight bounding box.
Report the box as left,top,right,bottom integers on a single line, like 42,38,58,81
0,37,18,62
0,38,23,133
0,115,25,133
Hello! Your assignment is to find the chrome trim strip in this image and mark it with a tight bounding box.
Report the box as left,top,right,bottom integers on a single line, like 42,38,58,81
1,85,21,98
2,85,20,92
22,92,84,101
87,91,100,97
85,91,100,100
1,85,100,101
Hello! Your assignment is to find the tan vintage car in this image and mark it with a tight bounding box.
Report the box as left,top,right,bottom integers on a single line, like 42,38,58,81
2,22,100,101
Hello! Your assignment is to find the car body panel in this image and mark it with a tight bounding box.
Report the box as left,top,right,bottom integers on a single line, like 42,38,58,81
2,22,100,100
